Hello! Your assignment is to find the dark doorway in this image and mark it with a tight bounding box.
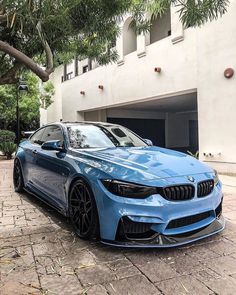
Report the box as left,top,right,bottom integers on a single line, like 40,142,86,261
107,118,165,147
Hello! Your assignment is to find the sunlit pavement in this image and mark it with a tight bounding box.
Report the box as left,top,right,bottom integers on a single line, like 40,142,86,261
0,160,236,295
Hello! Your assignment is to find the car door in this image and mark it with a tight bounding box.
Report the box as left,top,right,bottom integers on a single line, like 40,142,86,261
33,125,71,209
23,127,46,187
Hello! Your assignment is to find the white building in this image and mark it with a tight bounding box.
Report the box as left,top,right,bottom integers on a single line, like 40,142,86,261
41,2,236,174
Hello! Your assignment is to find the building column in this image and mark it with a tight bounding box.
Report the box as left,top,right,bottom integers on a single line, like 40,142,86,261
171,6,184,44
137,33,146,58
116,31,124,65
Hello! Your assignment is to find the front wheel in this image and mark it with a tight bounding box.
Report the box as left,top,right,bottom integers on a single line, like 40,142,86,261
13,159,24,192
69,179,100,240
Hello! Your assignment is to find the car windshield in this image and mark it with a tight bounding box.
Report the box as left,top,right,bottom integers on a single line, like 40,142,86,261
67,124,147,149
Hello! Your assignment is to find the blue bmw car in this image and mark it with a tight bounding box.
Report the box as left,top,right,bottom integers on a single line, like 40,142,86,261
14,122,224,247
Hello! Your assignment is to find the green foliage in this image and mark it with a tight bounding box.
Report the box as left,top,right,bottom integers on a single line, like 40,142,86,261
0,71,54,130
0,141,16,159
40,81,55,110
0,129,15,142
187,150,199,159
0,129,16,159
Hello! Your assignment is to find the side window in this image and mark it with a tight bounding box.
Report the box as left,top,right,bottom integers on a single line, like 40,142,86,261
41,125,64,147
30,128,46,145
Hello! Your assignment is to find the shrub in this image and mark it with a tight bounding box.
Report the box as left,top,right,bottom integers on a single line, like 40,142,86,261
187,150,199,159
0,130,15,142
0,142,17,159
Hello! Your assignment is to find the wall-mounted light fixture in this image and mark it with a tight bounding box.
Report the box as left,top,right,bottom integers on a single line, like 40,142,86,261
224,68,234,79
203,152,221,158
80,91,85,95
154,67,162,73
98,85,104,90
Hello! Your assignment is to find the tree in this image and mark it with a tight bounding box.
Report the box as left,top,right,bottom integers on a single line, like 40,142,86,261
0,71,54,131
0,0,229,85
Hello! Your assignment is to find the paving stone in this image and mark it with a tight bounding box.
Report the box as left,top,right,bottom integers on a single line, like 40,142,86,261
1,267,40,293
76,264,116,286
3,200,22,206
0,227,23,239
183,244,221,261
124,249,157,266
225,211,236,221
0,235,31,249
86,284,108,295
40,273,83,295
21,224,55,235
0,281,42,295
191,265,222,283
108,258,133,270
90,245,124,262
62,249,96,269
204,238,236,256
164,253,201,275
0,216,14,225
114,265,141,279
32,241,66,257
204,276,236,295
157,275,211,295
105,274,160,295
2,209,25,217
138,259,180,282
205,255,236,276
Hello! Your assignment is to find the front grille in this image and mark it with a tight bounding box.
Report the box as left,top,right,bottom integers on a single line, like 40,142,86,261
158,185,195,201
166,211,211,229
197,179,214,197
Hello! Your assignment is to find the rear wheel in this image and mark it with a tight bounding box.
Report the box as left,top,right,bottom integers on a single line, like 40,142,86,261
69,179,100,240
13,159,24,192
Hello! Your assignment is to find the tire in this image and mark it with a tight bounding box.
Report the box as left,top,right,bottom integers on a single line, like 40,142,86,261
13,159,24,193
69,179,100,240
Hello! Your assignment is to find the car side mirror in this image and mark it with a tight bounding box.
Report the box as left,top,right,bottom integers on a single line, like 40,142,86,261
41,140,66,152
143,139,153,146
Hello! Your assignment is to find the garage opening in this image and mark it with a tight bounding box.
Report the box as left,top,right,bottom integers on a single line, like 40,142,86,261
106,92,198,154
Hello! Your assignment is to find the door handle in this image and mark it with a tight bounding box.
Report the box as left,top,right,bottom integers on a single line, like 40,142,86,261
32,150,38,155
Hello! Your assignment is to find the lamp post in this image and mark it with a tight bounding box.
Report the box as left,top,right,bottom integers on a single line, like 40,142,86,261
16,81,28,146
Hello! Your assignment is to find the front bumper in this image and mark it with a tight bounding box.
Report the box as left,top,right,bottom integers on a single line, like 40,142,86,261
101,214,225,248
92,175,224,248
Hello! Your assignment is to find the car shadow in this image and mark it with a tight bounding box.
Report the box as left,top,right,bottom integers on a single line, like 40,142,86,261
20,189,72,231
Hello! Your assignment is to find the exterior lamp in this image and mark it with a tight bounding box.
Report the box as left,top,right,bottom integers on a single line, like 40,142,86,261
16,81,28,145
154,67,162,73
98,85,104,90
224,68,234,79
80,91,85,95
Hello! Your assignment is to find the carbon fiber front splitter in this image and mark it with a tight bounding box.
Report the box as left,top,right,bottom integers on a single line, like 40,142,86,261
101,215,225,248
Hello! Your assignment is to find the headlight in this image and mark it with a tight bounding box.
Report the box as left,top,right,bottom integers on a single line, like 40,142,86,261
214,170,219,185
101,179,157,198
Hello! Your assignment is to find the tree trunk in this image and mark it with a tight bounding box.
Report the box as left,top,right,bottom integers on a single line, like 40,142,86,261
0,41,52,83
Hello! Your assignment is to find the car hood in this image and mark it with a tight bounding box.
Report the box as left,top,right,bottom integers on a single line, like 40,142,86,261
72,146,213,183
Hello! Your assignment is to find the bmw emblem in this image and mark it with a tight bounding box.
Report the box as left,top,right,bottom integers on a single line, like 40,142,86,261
187,176,195,182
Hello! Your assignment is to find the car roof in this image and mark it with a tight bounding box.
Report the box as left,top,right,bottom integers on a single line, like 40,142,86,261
45,121,121,128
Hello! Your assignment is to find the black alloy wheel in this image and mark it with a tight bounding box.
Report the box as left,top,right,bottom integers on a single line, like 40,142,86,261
69,179,99,240
13,159,24,192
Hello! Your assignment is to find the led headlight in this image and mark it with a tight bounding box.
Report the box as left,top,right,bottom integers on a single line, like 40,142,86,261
214,170,219,185
101,179,157,198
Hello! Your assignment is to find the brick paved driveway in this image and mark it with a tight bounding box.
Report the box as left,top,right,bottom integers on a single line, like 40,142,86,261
1,160,236,295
